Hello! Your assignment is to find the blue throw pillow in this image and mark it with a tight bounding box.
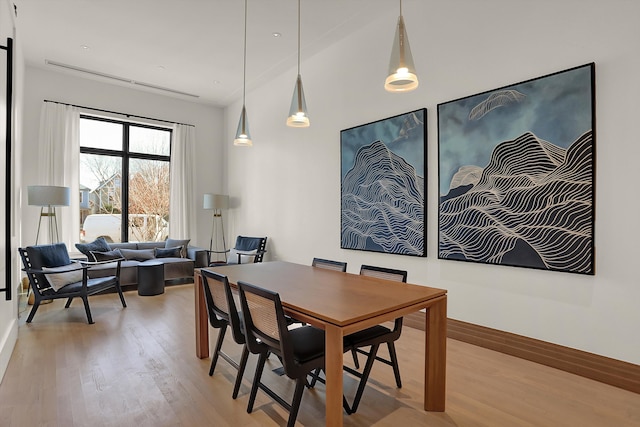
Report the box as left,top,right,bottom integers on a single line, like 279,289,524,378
91,249,123,262
155,246,182,258
165,238,190,257
75,237,111,261
119,248,155,261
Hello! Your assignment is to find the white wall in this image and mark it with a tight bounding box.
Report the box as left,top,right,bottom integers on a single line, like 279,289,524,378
21,67,226,250
224,0,640,364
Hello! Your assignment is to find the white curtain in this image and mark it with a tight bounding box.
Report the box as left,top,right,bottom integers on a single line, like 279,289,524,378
37,102,80,249
169,124,196,239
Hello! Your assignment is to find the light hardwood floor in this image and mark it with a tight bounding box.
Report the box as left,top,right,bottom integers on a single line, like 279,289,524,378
1,284,639,427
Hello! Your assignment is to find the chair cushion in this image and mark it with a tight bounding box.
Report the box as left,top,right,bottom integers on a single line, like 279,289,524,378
227,248,257,264
75,237,111,261
235,236,263,251
42,263,84,291
119,248,155,261
91,249,123,262
27,243,71,268
165,238,190,257
155,246,182,258
345,325,392,346
290,326,325,363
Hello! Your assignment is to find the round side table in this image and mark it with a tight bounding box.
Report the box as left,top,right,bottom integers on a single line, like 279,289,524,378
138,261,165,296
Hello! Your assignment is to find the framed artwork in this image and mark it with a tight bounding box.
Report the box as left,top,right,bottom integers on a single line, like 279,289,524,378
341,109,426,257
437,63,595,275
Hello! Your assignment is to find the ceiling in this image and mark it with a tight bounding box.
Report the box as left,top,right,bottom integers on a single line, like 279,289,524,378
14,0,399,106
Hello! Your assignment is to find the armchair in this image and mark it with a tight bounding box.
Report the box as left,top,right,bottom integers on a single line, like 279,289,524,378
209,235,267,266
19,243,127,324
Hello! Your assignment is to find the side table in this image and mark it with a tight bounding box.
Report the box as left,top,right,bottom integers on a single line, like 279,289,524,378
138,261,165,296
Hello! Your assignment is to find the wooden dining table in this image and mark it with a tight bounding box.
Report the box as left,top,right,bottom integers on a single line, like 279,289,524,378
194,261,447,426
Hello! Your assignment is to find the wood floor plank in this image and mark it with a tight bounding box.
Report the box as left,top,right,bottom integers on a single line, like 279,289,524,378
2,284,639,426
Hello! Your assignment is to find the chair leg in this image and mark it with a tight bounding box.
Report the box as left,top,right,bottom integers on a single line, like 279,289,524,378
26,300,40,323
349,343,380,414
351,347,360,369
247,352,268,413
287,378,306,427
307,367,322,388
81,296,94,324
387,341,402,388
115,283,127,307
64,297,73,308
232,345,250,399
209,325,227,376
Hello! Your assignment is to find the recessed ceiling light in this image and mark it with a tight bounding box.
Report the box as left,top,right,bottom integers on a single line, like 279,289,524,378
213,80,221,85
157,65,166,70
272,32,281,38
81,45,90,50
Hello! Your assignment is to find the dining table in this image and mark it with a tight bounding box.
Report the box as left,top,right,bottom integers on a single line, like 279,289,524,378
194,261,447,426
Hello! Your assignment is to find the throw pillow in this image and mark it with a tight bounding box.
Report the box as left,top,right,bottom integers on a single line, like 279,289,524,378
165,238,190,258
75,237,111,261
91,249,123,262
227,248,257,264
119,248,155,261
43,263,84,292
155,246,182,258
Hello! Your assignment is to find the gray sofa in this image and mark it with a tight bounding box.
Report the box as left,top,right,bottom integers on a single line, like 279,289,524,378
84,241,208,290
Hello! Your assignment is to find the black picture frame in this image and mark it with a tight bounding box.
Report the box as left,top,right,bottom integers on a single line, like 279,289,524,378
341,108,427,257
437,63,595,275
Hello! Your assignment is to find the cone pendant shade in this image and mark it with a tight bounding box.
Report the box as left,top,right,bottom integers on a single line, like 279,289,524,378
385,13,419,92
234,0,253,146
233,105,252,146
286,74,309,127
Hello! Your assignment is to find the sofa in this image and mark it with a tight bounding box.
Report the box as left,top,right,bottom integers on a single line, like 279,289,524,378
75,238,208,291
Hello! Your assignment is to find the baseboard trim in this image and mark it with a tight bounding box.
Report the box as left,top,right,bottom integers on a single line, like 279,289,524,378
404,312,640,394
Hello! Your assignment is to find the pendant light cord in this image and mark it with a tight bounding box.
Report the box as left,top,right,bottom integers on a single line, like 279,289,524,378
400,0,403,16
242,0,247,105
297,0,301,75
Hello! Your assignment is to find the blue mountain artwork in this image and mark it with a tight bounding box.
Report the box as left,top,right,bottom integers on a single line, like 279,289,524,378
439,130,593,273
342,141,425,256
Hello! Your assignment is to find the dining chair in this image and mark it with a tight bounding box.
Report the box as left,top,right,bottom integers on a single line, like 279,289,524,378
237,280,350,426
200,269,250,399
343,264,407,413
311,257,347,272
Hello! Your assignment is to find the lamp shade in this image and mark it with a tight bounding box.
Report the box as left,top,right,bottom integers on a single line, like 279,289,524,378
233,106,253,146
385,14,419,92
27,185,71,207
203,194,229,210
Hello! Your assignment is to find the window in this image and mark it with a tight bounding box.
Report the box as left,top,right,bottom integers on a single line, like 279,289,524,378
79,116,171,243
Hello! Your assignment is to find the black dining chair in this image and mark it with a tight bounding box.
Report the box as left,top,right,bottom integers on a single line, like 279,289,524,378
201,269,250,399
343,264,408,413
237,280,350,426
311,257,347,272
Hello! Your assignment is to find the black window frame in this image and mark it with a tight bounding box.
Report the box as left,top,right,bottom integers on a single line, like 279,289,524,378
79,115,172,243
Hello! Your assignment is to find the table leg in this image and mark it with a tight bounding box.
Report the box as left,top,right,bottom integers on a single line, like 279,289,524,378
195,272,209,359
325,324,344,426
424,295,447,411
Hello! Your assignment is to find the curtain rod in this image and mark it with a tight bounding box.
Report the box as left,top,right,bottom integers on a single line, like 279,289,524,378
44,100,195,128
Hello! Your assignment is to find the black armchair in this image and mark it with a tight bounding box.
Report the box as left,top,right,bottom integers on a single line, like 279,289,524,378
209,235,267,266
19,243,127,324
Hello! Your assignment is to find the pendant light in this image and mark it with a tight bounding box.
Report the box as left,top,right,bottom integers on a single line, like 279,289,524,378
385,0,419,92
234,0,252,146
286,0,310,127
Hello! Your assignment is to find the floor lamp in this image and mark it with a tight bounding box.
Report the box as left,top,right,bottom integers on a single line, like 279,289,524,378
203,194,229,264
28,185,71,244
